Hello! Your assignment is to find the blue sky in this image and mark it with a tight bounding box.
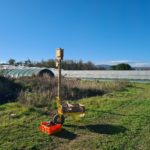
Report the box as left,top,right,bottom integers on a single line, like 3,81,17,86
0,0,150,66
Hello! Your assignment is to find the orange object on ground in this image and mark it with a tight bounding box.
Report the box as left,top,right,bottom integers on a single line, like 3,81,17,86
39,122,62,135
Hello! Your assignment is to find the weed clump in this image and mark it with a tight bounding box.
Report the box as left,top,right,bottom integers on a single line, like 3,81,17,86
0,76,22,104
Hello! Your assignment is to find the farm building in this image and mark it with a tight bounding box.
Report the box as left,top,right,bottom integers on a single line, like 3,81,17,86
62,70,150,80
1,67,150,80
0,68,55,78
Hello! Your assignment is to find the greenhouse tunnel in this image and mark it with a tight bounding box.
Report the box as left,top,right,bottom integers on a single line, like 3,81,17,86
0,68,55,78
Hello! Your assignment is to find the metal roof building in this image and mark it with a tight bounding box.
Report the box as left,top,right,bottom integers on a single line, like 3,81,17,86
1,68,55,78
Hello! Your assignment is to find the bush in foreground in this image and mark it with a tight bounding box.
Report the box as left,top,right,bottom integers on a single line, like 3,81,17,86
0,76,22,104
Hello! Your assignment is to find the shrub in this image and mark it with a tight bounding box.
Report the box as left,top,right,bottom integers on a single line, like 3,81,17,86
0,76,22,104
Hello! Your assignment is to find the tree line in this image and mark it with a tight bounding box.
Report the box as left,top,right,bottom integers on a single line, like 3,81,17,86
6,58,132,70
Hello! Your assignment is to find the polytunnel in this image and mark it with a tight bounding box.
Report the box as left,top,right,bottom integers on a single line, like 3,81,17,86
1,68,55,78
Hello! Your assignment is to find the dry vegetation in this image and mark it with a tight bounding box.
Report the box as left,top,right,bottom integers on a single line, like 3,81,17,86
0,75,130,111
15,76,130,107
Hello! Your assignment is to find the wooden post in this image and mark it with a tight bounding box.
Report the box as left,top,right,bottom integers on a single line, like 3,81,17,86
56,48,64,99
58,58,61,98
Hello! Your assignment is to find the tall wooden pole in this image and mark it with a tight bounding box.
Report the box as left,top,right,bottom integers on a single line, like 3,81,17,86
56,48,64,99
58,58,61,98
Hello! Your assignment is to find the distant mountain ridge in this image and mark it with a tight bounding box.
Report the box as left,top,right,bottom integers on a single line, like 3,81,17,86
96,64,112,70
96,64,150,70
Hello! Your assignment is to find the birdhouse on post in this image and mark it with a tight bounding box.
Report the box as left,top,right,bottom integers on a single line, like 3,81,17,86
56,48,64,67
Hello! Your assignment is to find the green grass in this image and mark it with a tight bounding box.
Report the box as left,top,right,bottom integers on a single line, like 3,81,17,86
0,83,150,150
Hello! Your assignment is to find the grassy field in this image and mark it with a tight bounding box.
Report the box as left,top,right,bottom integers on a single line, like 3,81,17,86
0,82,150,150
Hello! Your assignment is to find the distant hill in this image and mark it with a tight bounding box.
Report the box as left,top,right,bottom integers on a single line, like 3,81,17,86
96,64,112,70
96,64,150,70
133,67,150,70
